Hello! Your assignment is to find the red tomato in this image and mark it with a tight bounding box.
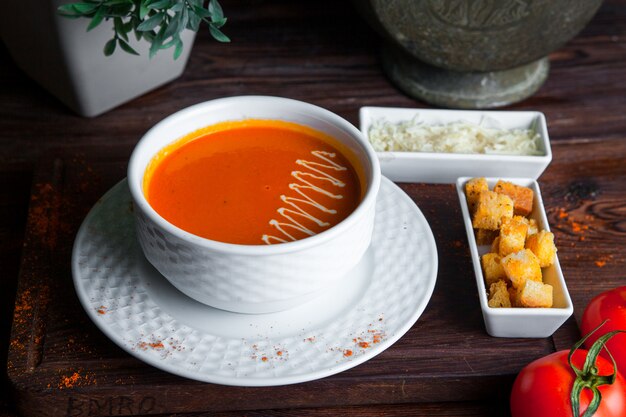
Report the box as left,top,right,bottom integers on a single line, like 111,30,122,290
510,348,626,417
582,286,626,374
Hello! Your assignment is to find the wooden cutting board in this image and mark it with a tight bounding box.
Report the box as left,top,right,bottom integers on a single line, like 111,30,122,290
7,150,593,417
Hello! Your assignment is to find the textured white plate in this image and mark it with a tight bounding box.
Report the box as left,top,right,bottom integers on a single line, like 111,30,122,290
72,177,438,386
359,107,552,183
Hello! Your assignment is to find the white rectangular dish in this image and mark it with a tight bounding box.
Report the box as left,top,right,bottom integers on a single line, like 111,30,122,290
359,107,552,184
456,177,573,338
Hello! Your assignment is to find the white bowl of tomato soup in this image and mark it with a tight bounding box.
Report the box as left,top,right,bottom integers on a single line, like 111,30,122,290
128,96,381,313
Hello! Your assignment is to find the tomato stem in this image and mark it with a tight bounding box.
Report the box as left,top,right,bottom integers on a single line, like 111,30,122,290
568,320,624,417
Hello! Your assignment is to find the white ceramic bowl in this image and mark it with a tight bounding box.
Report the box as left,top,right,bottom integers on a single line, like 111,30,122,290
360,107,552,183
456,177,573,338
128,96,381,314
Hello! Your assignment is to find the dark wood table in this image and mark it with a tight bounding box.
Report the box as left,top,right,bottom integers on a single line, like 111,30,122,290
1,1,625,416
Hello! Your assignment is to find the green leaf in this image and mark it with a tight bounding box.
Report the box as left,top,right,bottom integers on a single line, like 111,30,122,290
179,6,189,31
187,12,200,31
192,5,211,18
139,1,149,19
160,39,176,49
71,2,100,14
208,23,230,42
163,13,181,39
123,19,135,33
109,3,134,16
86,6,105,30
147,0,171,9
102,0,132,6
57,4,81,16
170,2,183,12
173,38,184,60
149,24,167,58
149,43,159,58
104,38,117,56
118,38,140,55
136,11,164,31
212,17,226,28
208,0,224,21
160,27,181,49
143,29,156,42
113,17,129,41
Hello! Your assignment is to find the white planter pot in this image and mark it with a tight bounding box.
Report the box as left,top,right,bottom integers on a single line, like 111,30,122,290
0,1,195,117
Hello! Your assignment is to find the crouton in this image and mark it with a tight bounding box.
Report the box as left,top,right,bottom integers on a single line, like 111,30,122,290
476,228,499,245
481,253,506,286
494,180,534,216
525,230,557,267
465,177,489,213
517,279,553,308
508,286,519,307
472,191,514,230
498,215,529,256
501,249,542,289
491,236,501,254
488,279,512,308
525,218,539,236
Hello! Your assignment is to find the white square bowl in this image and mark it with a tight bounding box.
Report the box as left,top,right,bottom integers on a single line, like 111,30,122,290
359,107,552,184
456,177,573,338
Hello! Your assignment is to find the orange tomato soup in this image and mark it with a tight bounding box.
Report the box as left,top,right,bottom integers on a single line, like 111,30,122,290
144,120,363,245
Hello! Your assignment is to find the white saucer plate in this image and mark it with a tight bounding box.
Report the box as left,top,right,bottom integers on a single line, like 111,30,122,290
72,177,438,386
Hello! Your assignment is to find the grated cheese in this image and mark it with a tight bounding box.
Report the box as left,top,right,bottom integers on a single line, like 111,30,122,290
367,116,543,156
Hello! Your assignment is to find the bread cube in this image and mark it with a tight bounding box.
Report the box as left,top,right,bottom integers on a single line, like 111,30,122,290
472,191,514,231
465,177,488,213
494,180,534,217
476,228,499,245
498,216,529,256
525,230,557,267
488,279,512,308
525,218,539,236
491,236,501,254
517,279,553,308
508,286,519,307
501,249,542,289
481,253,506,286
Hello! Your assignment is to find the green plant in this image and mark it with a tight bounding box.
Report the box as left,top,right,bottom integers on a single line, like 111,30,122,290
57,0,229,59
